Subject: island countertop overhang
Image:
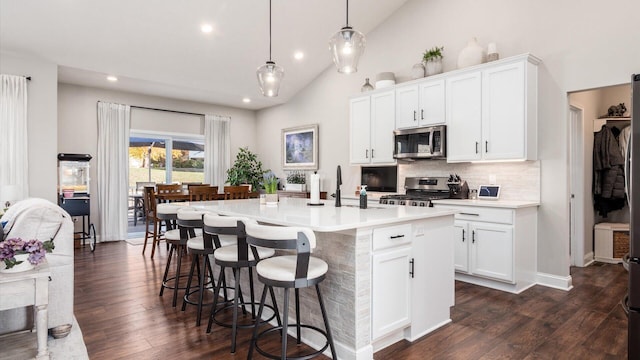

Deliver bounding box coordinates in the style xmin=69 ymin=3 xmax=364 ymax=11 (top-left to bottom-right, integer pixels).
xmin=188 ymin=197 xmax=457 ymax=232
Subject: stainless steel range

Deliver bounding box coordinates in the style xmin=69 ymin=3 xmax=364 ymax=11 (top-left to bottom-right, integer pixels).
xmin=379 ymin=177 xmax=451 ymax=207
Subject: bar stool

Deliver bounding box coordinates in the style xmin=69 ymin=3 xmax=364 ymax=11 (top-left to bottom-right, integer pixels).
xmin=152 ymin=202 xmax=189 ymax=258
xmin=180 ymin=211 xmax=231 ymax=325
xmin=159 ymin=206 xmax=203 ymax=307
xmin=203 ymin=215 xmax=280 ymax=353
xmin=246 ymin=223 xmax=337 ymax=360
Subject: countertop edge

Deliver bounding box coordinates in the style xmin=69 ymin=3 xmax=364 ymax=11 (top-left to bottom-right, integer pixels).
xmin=431 ymin=199 xmax=540 ymax=209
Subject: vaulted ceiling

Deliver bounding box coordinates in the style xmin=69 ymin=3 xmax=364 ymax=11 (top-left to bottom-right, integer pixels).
xmin=1 ymin=0 xmax=409 ymax=110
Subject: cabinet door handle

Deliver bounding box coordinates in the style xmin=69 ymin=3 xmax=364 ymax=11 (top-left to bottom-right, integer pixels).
xmin=390 ymin=234 xmax=405 ymax=239
xmin=409 ymin=258 xmax=415 ymax=278
xmin=371 ymin=149 xmax=374 ymax=158
xmin=460 ymin=212 xmax=479 ymax=216
xmin=366 ymin=149 xmax=368 ymax=158
xmin=462 ymin=229 xmax=465 ymax=242
xmin=475 ymin=142 xmax=479 ymax=154
xmin=421 ymin=109 xmax=424 ymax=120
xmin=472 ymin=230 xmax=476 ymax=243
xmin=485 ymin=141 xmax=488 ymax=153
xmin=413 ymin=110 xmax=417 ymax=121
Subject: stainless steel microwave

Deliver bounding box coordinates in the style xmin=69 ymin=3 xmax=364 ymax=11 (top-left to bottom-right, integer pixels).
xmin=393 ymin=125 xmax=446 ymax=159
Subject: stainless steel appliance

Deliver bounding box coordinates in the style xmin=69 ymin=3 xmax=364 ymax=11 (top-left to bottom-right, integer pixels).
xmin=379 ymin=176 xmax=451 ymax=207
xmin=627 ymin=74 xmax=640 ymax=357
xmin=393 ymin=125 xmax=446 ymax=160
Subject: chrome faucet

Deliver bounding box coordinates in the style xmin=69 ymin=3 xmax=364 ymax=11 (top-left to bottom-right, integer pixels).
xmin=335 ymin=165 xmax=342 ymax=207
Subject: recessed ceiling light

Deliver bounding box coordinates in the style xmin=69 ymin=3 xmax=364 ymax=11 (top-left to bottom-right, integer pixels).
xmin=294 ymin=51 xmax=304 ymax=60
xmin=201 ymin=24 xmax=213 ymax=33
xmin=107 ymin=76 xmax=118 ymax=82
xmin=242 ymin=98 xmax=251 ymax=103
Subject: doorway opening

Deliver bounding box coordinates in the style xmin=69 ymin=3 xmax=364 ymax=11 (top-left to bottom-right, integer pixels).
xmin=568 ymin=83 xmax=631 ymax=267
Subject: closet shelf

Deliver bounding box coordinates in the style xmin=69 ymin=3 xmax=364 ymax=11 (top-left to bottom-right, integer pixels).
xmin=594 ymin=117 xmax=630 ymax=131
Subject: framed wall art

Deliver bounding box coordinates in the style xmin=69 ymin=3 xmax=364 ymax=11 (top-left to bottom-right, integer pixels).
xmin=282 ymin=124 xmax=318 ymax=170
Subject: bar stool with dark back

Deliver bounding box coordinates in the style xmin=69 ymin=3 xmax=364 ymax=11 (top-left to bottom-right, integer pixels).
xmin=159 ymin=207 xmax=206 ymax=307
xmin=188 ymin=185 xmax=219 ymax=201
xmin=246 ymin=222 xmax=337 ymax=360
xmin=203 ymin=215 xmax=280 ymax=353
xmin=180 ymin=208 xmax=231 ymax=325
xmin=223 ymin=185 xmax=250 ymax=200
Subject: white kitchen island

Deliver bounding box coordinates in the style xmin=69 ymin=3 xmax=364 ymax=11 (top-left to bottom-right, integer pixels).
xmin=190 ymin=197 xmax=456 ymax=360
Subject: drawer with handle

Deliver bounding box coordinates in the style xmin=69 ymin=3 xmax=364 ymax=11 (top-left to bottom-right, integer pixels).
xmin=372 ymin=223 xmax=412 ymax=251
xmin=436 ymin=205 xmax=513 ymax=224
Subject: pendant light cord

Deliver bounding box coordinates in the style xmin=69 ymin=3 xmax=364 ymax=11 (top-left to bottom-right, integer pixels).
xmin=346 ymin=0 xmax=349 ymax=26
xmin=269 ymin=0 xmax=272 ymax=61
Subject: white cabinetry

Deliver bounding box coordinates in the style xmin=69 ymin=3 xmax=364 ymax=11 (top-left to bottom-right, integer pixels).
xmin=435 ymin=203 xmax=538 ymax=294
xmin=350 ymin=90 xmax=396 ymax=164
xmin=370 ymin=216 xmax=455 ymax=347
xmin=446 ymin=54 xmax=539 ymax=163
xmin=395 ymin=79 xmax=445 ymax=129
xmin=371 ymin=224 xmax=412 ymax=340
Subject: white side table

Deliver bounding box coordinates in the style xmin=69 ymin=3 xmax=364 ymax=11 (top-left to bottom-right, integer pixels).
xmin=0 ymin=262 xmax=50 ymax=359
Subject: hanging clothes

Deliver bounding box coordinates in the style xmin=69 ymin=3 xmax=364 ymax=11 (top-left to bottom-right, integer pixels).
xmin=593 ymin=125 xmax=626 ymax=217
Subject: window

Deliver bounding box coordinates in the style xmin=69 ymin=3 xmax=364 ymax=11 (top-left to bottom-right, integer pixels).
xmin=129 ymin=132 xmax=204 ymax=190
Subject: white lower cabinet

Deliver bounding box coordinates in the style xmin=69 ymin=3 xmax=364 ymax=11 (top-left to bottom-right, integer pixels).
xmin=372 ymin=245 xmax=411 ymax=340
xmin=455 ymin=220 xmax=514 ymax=282
xmin=371 ymin=224 xmax=412 ymax=340
xmin=371 ymin=217 xmax=455 ymax=345
xmin=436 ymin=202 xmax=538 ymax=294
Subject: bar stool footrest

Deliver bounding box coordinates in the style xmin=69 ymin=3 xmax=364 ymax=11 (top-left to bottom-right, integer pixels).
xmin=254 ymin=323 xmax=330 ymax=360
xmin=211 ymin=302 xmax=277 ymax=329
xmin=160 ymin=273 xmax=196 ymax=292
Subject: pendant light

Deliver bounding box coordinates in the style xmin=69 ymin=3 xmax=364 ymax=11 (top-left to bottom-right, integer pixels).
xmin=257 ymin=0 xmax=284 ymax=97
xmin=328 ymin=0 xmax=365 ymax=74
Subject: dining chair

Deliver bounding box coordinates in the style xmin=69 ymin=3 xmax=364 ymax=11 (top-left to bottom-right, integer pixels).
xmin=157 ymin=183 xmax=182 ymax=195
xmin=189 ymin=186 xmax=219 ymax=201
xmin=223 ymin=186 xmax=250 ymax=200
xmin=142 ymin=186 xmax=161 ymax=256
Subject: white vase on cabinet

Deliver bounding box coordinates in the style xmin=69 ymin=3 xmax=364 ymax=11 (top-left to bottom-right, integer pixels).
xmin=457 ymin=37 xmax=485 ymax=69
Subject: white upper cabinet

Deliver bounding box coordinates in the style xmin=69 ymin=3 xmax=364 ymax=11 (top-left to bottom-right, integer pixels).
xmin=446 ymin=71 xmax=482 ymax=162
xmin=350 ymin=90 xmax=396 ymax=165
xmin=446 ymin=54 xmax=539 ymax=163
xmin=395 ymin=79 xmax=445 ymax=129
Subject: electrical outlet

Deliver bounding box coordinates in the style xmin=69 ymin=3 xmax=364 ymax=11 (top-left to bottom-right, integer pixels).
xmin=489 ymin=174 xmax=497 ymax=184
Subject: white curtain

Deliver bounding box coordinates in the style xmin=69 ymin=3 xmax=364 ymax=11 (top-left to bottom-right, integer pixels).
xmin=97 ymin=101 xmax=130 ymax=241
xmin=204 ymin=115 xmax=231 ymax=191
xmin=0 ymin=74 xmax=29 ymax=201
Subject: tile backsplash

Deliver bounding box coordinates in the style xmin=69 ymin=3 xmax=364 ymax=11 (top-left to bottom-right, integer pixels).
xmin=398 ymin=160 xmax=540 ymax=201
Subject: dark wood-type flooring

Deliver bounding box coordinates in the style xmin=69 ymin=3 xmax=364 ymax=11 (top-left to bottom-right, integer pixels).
xmin=75 ymin=242 xmax=629 ymax=359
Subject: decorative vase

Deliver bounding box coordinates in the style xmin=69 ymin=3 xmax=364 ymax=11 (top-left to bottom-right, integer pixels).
xmin=487 ymin=42 xmax=499 ymax=62
xmin=265 ymin=193 xmax=278 ymax=206
xmin=424 ymin=59 xmax=443 ymax=76
xmin=411 ymin=63 xmax=425 ymax=79
xmin=457 ymin=37 xmax=485 ymax=69
xmin=0 ymin=254 xmax=35 ymax=273
xmin=361 ymin=78 xmax=374 ymax=92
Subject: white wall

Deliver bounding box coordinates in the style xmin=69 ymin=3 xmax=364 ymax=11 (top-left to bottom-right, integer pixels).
xmin=58 ymin=83 xmax=257 ymax=236
xmin=0 ymin=51 xmax=58 ymax=204
xmin=256 ymin=0 xmax=640 ymax=278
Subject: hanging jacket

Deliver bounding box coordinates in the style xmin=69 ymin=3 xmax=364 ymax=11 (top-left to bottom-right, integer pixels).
xmin=593 ymin=126 xmax=626 ymax=217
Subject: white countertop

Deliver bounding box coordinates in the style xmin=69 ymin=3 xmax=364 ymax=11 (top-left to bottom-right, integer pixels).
xmin=189 ymin=197 xmax=456 ymax=232
xmin=432 ymin=199 xmax=540 ymax=209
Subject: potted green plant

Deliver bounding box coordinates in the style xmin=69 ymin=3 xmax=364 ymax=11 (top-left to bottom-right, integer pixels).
xmin=422 ymin=46 xmax=444 ymax=76
xmin=226 ymin=147 xmax=265 ymax=191
xmin=261 ymin=171 xmax=279 ymax=205
xmin=285 ymin=171 xmax=306 ymax=192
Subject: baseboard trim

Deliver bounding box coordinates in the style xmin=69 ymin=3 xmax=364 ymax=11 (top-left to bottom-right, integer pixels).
xmin=536 ymin=272 xmax=573 ymax=291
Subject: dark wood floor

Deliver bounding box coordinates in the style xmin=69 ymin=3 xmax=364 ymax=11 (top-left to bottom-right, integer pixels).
xmin=75 ymin=242 xmax=629 ymax=359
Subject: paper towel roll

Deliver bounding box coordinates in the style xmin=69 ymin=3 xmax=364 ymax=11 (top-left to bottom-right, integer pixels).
xmin=310 ymin=172 xmax=321 ymax=204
